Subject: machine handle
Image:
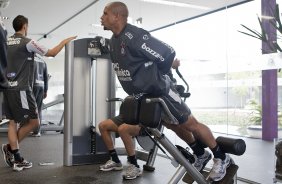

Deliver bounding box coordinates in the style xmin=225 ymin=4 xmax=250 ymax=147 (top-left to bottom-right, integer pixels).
xmin=106 ymin=98 xmax=123 ymax=102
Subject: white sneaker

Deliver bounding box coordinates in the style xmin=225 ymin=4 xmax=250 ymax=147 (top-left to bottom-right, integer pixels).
xmin=122 ymin=164 xmax=142 ymax=180
xmin=99 ymin=160 xmax=123 ymax=171
xmin=193 ymin=150 xmax=212 ymax=171
xmin=31 ymin=132 xmax=41 ymax=137
xmin=13 ymin=159 xmax=32 ymax=172
xmin=209 ymin=154 xmax=231 ymax=181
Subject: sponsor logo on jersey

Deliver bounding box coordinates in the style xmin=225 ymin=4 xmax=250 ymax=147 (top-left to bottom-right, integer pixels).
xmin=8 ymin=81 xmax=18 ymax=87
xmin=7 ymin=72 xmax=16 ymax=78
xmin=112 ymin=63 xmax=132 ymax=81
xmin=143 ymin=34 xmax=149 ymax=40
xmin=144 ymin=61 xmax=153 ymax=68
xmin=7 ymin=37 xmax=21 ymax=45
xmin=133 ymin=93 xmax=145 ymax=100
xmin=30 ymin=40 xmax=45 ymax=54
xmin=125 ymin=32 xmax=133 ymax=39
xmin=120 ymin=41 xmax=126 ymax=55
xmin=141 ymin=43 xmax=164 ymax=61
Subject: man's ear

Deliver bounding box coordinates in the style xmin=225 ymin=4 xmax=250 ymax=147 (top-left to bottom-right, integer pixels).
xmin=23 ymin=24 xmax=28 ymax=31
xmin=23 ymin=24 xmax=28 ymax=36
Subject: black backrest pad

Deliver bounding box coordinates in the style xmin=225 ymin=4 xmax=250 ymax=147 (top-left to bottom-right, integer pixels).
xmin=119 ymin=95 xmax=162 ymax=128
xmin=139 ymin=97 xmax=161 ymax=128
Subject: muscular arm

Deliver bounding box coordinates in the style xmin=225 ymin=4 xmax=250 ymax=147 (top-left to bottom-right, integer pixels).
xmin=27 ymin=36 xmax=77 ymax=57
xmin=45 ymin=36 xmax=77 ymax=57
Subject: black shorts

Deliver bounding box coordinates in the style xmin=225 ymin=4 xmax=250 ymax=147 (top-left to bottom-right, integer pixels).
xmin=110 ymin=114 xmax=147 ymax=136
xmin=3 ymin=90 xmax=38 ymax=123
xmin=110 ymin=114 xmax=124 ymax=126
xmin=161 ymin=84 xmax=191 ymax=124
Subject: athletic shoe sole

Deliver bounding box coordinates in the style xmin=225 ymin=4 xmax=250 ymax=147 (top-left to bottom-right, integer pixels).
xmin=123 ymin=172 xmax=142 ymax=180
xmin=13 ymin=163 xmax=32 ymax=172
xmin=100 ymin=166 xmax=123 ymax=171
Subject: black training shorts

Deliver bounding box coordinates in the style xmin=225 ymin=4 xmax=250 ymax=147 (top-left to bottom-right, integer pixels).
xmin=111 ymin=114 xmax=125 ymax=126
xmin=161 ymin=84 xmax=191 ymax=124
xmin=3 ymin=90 xmax=38 ymax=123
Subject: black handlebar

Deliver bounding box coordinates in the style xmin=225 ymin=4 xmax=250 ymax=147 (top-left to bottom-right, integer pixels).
xmin=175 ymin=67 xmax=190 ymax=101
xmin=176 ymin=68 xmax=189 ymax=93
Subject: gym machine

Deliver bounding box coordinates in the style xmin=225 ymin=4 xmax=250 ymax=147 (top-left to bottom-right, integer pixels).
xmin=40 ymin=94 xmax=64 ymax=133
xmin=120 ymin=94 xmax=246 ymax=183
xmin=63 ymin=36 xmax=162 ymax=166
xmin=134 ymin=67 xmax=193 ymax=172
xmin=106 ymin=66 xmax=193 ymax=172
xmin=63 ymin=36 xmax=246 ymax=183
xmin=64 ymin=38 xmax=115 ymax=166
xmin=110 ymin=65 xmax=246 ymax=183
xmin=116 ymin=66 xmax=246 ymax=183
xmin=105 ymin=97 xmax=155 ymax=166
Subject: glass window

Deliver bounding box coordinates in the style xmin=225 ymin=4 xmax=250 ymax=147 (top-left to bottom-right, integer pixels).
xmin=150 ymin=0 xmax=270 ymax=138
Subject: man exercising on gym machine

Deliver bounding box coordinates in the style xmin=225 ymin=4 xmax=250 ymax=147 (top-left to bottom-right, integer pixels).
xmin=99 ymin=1 xmax=230 ymax=181
xmin=99 ymin=59 xmax=181 ymax=180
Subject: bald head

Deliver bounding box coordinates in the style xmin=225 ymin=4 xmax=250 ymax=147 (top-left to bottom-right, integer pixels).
xmin=107 ymin=1 xmax=128 ymax=20
xmin=101 ymin=1 xmax=129 ymax=34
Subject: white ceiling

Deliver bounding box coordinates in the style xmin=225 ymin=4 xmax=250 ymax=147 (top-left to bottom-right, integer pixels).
xmin=1 ymin=0 xmax=250 ymax=49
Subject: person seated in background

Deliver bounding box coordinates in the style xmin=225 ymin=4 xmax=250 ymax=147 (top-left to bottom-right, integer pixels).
xmin=98 ymin=2 xmax=230 ymax=182
xmin=31 ymin=54 xmax=49 ymax=137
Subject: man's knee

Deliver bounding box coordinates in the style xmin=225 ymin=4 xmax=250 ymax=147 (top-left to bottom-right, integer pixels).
xmin=25 ymin=119 xmax=40 ymax=129
xmin=98 ymin=122 xmax=104 ymax=132
xmin=118 ymin=124 xmax=132 ymax=135
xmin=118 ymin=124 xmax=140 ymax=137
xmin=166 ymin=119 xmax=197 ymax=136
xmin=98 ymin=119 xmax=113 ymax=132
xmin=181 ymin=116 xmax=199 ymax=132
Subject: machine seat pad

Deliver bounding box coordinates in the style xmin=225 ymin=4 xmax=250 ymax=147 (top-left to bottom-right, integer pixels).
xmin=139 ymin=96 xmax=162 ymax=128
xmin=119 ymin=96 xmax=140 ymax=125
